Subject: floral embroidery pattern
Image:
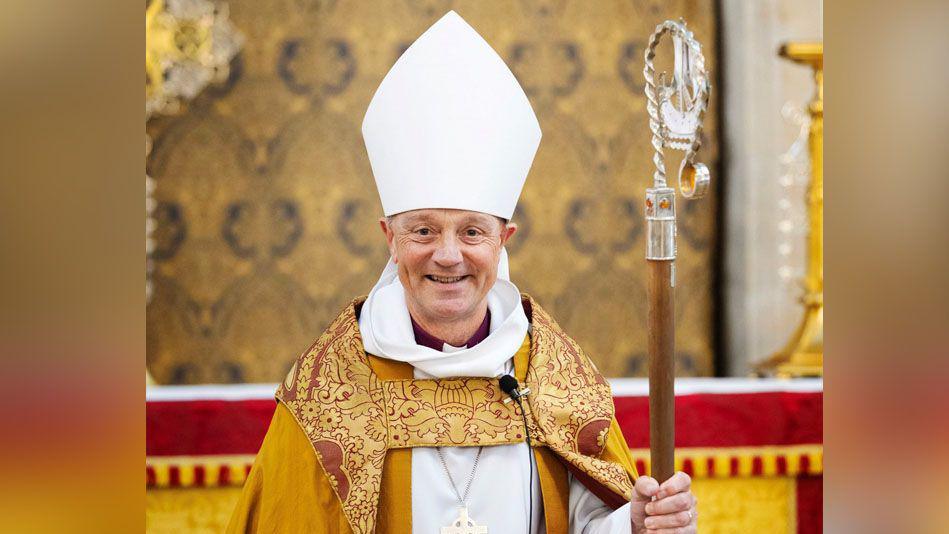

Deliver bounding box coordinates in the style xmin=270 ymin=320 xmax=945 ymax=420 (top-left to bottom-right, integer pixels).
xmin=525 ymin=297 xmax=634 ymax=503
xmin=277 ymin=295 xmax=631 ymax=534
xmin=384 ymin=378 xmax=542 ymax=447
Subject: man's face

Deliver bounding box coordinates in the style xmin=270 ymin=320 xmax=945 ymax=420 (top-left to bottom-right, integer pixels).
xmin=380 ymin=209 xmax=517 ymax=325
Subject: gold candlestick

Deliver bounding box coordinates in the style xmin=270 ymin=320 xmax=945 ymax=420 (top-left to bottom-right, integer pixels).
xmin=758 ymin=42 xmax=823 ymax=377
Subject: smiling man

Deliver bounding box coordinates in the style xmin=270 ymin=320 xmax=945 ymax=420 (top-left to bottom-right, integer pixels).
xmin=228 ymin=11 xmax=696 ymax=534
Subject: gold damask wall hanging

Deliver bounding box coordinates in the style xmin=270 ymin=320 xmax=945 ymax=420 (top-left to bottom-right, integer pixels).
xmin=146 ymin=0 xmax=720 ymax=384
xmin=146 ymin=0 xmax=244 ymax=301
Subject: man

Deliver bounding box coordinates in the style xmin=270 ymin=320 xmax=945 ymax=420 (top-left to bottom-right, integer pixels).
xmin=228 ymin=11 xmax=696 ymax=534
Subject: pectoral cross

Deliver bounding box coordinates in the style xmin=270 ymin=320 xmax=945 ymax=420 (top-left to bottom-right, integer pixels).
xmin=441 ymin=506 xmax=488 ymax=534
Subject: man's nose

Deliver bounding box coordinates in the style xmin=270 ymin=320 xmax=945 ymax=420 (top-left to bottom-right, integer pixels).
xmin=432 ymin=235 xmax=463 ymax=266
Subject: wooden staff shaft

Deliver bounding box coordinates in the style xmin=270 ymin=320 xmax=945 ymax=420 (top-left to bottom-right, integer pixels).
xmin=647 ymin=259 xmax=675 ymax=483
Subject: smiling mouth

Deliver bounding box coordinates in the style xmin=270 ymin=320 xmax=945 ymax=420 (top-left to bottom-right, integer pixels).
xmin=426 ymin=274 xmax=469 ymax=284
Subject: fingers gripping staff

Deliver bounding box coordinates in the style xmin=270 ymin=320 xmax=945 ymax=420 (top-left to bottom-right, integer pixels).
xmin=636 ymin=18 xmax=711 ymax=533
xmin=631 ymin=472 xmax=699 ymax=533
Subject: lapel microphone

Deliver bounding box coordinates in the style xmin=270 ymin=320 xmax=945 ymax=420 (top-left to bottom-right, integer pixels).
xmin=499 ymin=374 xmax=530 ymax=404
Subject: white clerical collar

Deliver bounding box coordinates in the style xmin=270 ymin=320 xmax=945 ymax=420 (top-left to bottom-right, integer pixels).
xmin=441 ymin=343 xmax=467 ymax=354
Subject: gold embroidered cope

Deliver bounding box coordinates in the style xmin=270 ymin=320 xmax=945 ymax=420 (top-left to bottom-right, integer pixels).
xmin=277 ymin=294 xmax=633 ymax=534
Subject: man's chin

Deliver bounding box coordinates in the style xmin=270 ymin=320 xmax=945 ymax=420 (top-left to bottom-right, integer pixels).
xmin=421 ymin=297 xmax=479 ymax=322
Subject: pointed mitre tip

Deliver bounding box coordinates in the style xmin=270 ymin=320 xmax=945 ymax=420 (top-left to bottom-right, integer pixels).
xmin=435 ymin=10 xmax=463 ymax=25
xmin=361 ymin=9 xmax=492 ymax=132
xmin=425 ymin=10 xmax=479 ymax=40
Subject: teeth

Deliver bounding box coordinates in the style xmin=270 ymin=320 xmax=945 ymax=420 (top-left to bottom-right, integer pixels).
xmin=430 ymin=275 xmax=464 ymax=283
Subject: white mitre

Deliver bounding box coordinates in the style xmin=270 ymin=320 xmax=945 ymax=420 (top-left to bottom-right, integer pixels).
xmin=361 ymin=10 xmax=541 ymax=219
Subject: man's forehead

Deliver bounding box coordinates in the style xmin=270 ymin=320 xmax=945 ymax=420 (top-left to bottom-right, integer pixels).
xmin=395 ymin=209 xmax=499 ymax=225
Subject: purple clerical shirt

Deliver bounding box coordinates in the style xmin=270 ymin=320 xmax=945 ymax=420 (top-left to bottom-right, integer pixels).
xmin=410 ymin=310 xmax=491 ymax=351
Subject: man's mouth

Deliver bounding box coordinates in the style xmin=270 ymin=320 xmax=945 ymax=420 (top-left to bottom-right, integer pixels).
xmin=425 ymin=274 xmax=468 ymax=284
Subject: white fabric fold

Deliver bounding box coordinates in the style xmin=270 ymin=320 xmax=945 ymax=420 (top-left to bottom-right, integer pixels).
xmin=569 ymin=475 xmax=633 ymax=533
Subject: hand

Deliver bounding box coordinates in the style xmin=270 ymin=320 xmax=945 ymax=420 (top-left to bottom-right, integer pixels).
xmin=630 ymin=471 xmax=697 ymax=534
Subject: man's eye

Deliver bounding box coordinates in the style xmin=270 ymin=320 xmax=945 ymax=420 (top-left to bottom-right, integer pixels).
xmin=465 ymin=229 xmax=480 ymax=237
xmin=416 ymin=228 xmax=431 ymax=236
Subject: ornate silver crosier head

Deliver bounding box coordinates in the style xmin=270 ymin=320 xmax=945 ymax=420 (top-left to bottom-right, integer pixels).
xmin=643 ymin=19 xmax=711 ymax=261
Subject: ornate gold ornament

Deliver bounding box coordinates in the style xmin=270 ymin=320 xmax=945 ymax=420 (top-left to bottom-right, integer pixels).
xmin=145 ymin=0 xmax=243 ymax=120
xmin=757 ymin=42 xmax=823 ymax=378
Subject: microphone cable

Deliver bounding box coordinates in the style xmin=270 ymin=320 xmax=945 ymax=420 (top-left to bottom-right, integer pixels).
xmin=500 ymin=375 xmax=534 ymax=534
xmin=514 ymin=394 xmax=533 ymax=534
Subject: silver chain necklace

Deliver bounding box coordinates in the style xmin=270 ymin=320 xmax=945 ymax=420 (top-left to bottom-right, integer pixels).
xmin=434 ymin=446 xmax=488 ymax=534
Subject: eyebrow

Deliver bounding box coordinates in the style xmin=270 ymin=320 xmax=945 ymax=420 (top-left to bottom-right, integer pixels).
xmin=397 ymin=214 xmax=433 ymax=226
xmin=459 ymin=215 xmax=496 ymax=226
xmin=398 ymin=214 xmax=497 ymax=227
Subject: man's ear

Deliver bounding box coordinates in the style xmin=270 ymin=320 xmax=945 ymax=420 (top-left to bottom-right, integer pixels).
xmin=500 ymin=221 xmax=518 ymax=246
xmin=379 ymin=217 xmax=398 ymax=263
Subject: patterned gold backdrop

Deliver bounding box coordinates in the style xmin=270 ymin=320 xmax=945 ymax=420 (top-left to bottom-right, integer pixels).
xmin=146 ymin=0 xmax=720 ymax=384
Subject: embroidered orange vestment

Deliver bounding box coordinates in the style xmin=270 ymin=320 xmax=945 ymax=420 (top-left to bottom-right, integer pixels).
xmin=227 ymin=295 xmax=637 ymax=534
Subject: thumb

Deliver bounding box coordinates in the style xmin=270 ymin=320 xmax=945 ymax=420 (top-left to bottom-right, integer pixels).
xmin=630 ymin=476 xmax=659 ymax=531
xmin=633 ymin=476 xmax=660 ymax=503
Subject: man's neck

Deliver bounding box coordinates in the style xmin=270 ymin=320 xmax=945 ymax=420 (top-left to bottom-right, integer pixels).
xmin=408 ymin=303 xmax=490 ymax=347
